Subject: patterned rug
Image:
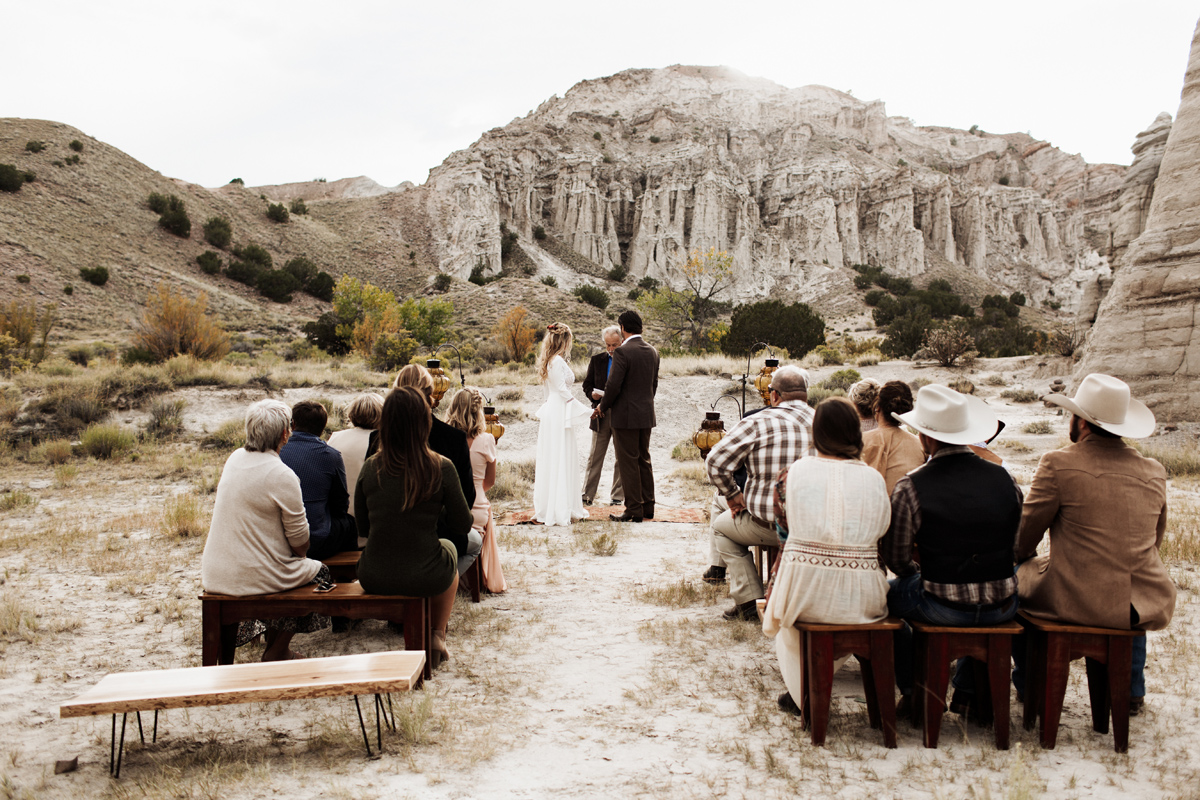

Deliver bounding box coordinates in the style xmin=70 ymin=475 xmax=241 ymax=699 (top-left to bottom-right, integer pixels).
xmin=497 ymin=505 xmax=708 ymax=525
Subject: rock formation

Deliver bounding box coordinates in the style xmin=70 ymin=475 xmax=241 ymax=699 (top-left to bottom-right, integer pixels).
xmin=403 ymin=66 xmax=1124 ymax=312
xmin=1076 ymin=16 xmax=1200 ymax=418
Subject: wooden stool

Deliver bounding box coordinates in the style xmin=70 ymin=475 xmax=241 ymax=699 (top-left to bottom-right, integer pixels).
xmin=793 ymin=618 xmax=904 ymax=748
xmin=754 ymin=545 xmax=779 ymax=586
xmin=1017 ymin=610 xmax=1144 ymax=753
xmin=910 ymin=620 xmax=1022 ymax=749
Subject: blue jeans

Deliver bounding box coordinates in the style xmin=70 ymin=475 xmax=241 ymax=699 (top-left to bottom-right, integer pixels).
xmin=888 ymin=574 xmax=1018 ymax=695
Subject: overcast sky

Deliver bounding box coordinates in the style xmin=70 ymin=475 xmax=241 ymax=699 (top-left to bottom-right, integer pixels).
xmin=8 ymin=1 xmax=1197 ymax=188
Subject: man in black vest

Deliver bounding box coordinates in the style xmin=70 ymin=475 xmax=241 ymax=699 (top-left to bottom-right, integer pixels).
xmin=880 ymin=384 xmax=1022 ymax=717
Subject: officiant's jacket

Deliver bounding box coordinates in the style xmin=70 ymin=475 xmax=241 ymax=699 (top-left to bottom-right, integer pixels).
xmin=597 ymin=336 xmax=659 ymax=430
xmin=582 ymin=350 xmax=612 ymax=433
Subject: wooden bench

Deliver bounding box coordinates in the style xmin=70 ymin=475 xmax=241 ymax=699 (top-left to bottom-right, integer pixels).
xmin=60 ymin=651 xmax=425 ymax=777
xmin=910 ymin=620 xmax=1022 ymax=750
xmin=324 ymin=549 xmax=481 ymax=604
xmin=1017 ymin=610 xmax=1144 ymax=753
xmin=199 ymin=582 xmax=432 ymax=680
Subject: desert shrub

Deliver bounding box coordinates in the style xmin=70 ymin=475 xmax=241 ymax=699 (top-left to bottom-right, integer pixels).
xmin=1050 ymin=323 xmax=1084 ymax=357
xmin=0 ymin=164 xmax=26 ymax=192
xmin=132 ymin=284 xmax=230 ymax=361
xmin=1010 ymin=292 xmax=1026 ymax=306
xmin=121 ymin=347 xmax=159 ymax=366
xmin=608 ymin=265 xmax=629 ymax=282
xmin=723 ymin=300 xmax=826 ymax=359
xmin=533 ymin=225 xmax=547 ymax=240
xmin=158 ymin=205 xmax=191 ymax=238
xmin=24 ymin=140 xmax=45 ymax=153
xmin=947 ymin=378 xmax=975 ymax=394
xmin=306 ymin=271 xmax=335 ymax=302
xmin=882 ymin=306 xmax=933 ymax=359
xmin=806 ymin=387 xmax=846 ymax=408
xmin=369 ymin=331 xmax=419 ymax=372
xmin=40 ymin=439 xmax=73 ymax=465
xmin=1000 ymin=387 xmax=1040 ymax=403
xmin=63 ymin=285 xmax=73 ymax=295
xmin=224 ymin=260 xmax=262 ymax=286
xmin=811 ymin=345 xmax=843 ymax=365
xmin=574 ymin=284 xmax=609 ymax=310
xmin=433 ymin=273 xmax=452 ymax=292
xmin=52 ymin=389 xmax=107 ymax=433
xmin=63 ymin=155 xmax=78 ymax=166
xmin=283 ymin=257 xmax=318 ymax=287
xmin=984 ymin=374 xmax=1007 ymax=386
xmin=864 ymin=289 xmax=886 ymax=306
xmin=66 ymin=345 xmax=91 ymax=366
xmin=1023 ymin=420 xmax=1053 ymax=435
xmin=649 ymin=135 xmax=661 ymax=143
xmin=228 ymin=177 xmax=244 ymax=185
xmin=80 ymin=423 xmax=135 ymax=459
xmin=160 ymin=493 xmax=205 ymax=537
xmin=146 ymin=398 xmax=187 ymax=437
xmin=202 ymin=216 xmax=232 ymax=249
xmin=672 ymin=439 xmax=701 ymax=461
xmin=147 ymin=192 xmax=170 ymax=213
xmin=233 ymin=244 xmax=272 ymax=270
xmin=256 ymin=269 xmax=301 ymax=302
xmin=638 ymin=276 xmax=659 ymax=292
xmin=493 ymin=306 xmax=539 ymax=362
xmin=196 ymin=251 xmax=222 ymax=275
xmin=820 ymin=368 xmax=862 ymax=392
xmin=16 ymin=275 xmax=30 ymax=284
xmin=922 ymin=323 xmax=976 ymax=367
xmin=69 ymin=139 xmax=84 ymax=152
xmin=98 ymin=365 xmax=172 ymax=407
xmin=266 ymin=203 xmax=289 ymax=223
xmin=204 ymin=418 xmax=246 ymax=450
xmin=289 ymin=198 xmax=308 ymax=215
xmin=79 ymin=266 xmax=109 ymax=286
xmin=541 ymin=276 xmax=558 ymax=288
xmin=999 ymin=176 xmax=1010 ymax=186
xmin=855 ymin=351 xmax=882 ymax=367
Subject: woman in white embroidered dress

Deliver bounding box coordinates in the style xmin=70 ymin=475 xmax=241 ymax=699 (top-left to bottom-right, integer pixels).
xmin=761 ymin=396 xmax=891 ymax=716
xmin=532 ymin=322 xmax=590 ymax=525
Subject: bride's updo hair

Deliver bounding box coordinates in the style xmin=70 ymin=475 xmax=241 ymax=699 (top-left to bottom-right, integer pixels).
xmin=536 ymin=322 xmax=573 ymax=382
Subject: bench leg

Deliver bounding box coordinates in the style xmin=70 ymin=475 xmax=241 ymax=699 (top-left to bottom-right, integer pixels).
xmin=402 ymin=598 xmax=432 ymax=682
xmin=353 ymin=695 xmax=373 ymax=758
xmin=858 ymin=655 xmax=882 ymax=731
xmin=1107 ymin=637 xmax=1133 ymax=754
xmin=470 ymin=558 xmax=482 ymax=603
xmin=987 ymin=638 xmax=1012 ymax=750
xmin=1039 ymin=633 xmax=1070 ymax=750
xmin=153 ymin=710 xmax=158 ymax=744
xmin=1023 ymin=630 xmax=1043 ymax=732
xmin=201 ymin=600 xmax=220 ymax=667
xmin=111 ymin=713 xmax=127 ymax=779
xmin=920 ymin=635 xmax=950 ymax=749
xmin=869 ymin=630 xmax=898 ymax=748
xmin=807 ymin=632 xmax=834 ymax=747
xmin=137 ymin=711 xmax=145 ymax=744
xmin=1085 ymin=656 xmax=1111 ymax=735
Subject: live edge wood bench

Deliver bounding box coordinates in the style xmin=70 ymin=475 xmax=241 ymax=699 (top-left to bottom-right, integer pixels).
xmin=199 ymin=582 xmax=432 ymax=680
xmin=60 ymin=651 xmax=425 ymax=777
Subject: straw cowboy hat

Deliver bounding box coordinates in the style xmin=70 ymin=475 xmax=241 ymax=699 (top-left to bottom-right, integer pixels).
xmin=1043 ymin=373 xmax=1155 ymax=438
xmin=893 ymin=384 xmax=1000 ymax=446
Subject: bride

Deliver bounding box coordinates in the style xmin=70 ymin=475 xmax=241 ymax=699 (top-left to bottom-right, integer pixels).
xmin=533 ymin=322 xmax=590 ymax=525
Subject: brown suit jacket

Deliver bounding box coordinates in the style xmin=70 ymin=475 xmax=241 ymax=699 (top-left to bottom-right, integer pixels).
xmin=1016 ymin=436 xmax=1175 ymax=631
xmin=597 ymin=335 xmax=658 ymax=430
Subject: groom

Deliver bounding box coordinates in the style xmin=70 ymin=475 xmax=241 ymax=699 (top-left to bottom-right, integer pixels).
xmin=593 ymin=310 xmax=659 ymax=522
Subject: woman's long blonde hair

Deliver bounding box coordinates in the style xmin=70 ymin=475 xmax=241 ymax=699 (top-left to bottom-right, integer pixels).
xmin=446 ymin=386 xmax=486 ymax=439
xmin=536 ymin=322 xmax=573 ymax=382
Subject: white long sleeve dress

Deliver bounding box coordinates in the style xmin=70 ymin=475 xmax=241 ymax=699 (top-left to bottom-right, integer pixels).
xmin=533 ymin=355 xmax=591 ymax=525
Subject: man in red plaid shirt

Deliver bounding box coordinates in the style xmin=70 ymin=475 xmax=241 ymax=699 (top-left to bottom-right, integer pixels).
xmin=704 ymin=365 xmax=814 ymax=621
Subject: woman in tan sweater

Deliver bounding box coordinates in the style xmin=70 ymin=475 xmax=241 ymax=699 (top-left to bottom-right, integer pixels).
xmin=861 ymin=381 xmax=926 ymax=495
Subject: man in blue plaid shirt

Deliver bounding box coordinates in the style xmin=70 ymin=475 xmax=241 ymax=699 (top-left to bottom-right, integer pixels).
xmin=704 ymin=365 xmax=814 ymax=621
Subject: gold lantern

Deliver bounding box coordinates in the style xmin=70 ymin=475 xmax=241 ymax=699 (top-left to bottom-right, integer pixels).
xmin=484 ymin=405 xmax=505 ymax=443
xmin=427 ymin=358 xmax=453 ymax=408
xmin=754 ymin=357 xmax=779 ymax=404
xmin=692 ymin=411 xmax=726 ymax=459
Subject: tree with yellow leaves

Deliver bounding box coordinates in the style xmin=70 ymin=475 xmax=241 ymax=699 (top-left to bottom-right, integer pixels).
xmin=637 ymin=248 xmax=733 ymax=349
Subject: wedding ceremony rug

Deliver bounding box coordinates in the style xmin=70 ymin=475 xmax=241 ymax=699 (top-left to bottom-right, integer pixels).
xmin=497 ymin=505 xmax=708 ymax=525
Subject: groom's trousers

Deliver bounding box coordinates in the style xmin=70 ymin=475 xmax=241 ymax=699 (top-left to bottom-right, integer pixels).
xmin=612 ymin=426 xmax=654 ymax=518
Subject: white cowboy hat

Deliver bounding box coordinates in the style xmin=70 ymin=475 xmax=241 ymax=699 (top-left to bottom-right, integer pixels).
xmin=1043 ymin=373 xmax=1155 ymax=438
xmin=893 ymin=384 xmax=1000 ymax=446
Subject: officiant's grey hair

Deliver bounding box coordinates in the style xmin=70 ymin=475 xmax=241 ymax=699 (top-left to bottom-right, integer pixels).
xmin=602 ymin=325 xmax=621 ymax=341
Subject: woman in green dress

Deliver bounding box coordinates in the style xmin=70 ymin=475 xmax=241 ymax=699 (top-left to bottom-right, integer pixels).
xmin=356 ymin=386 xmax=473 ymax=668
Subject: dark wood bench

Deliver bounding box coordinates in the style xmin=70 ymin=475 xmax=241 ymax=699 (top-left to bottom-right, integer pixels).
xmin=323 ymin=549 xmax=481 ymax=603
xmin=1018 ymin=610 xmax=1144 ymax=753
xmin=61 ymin=651 xmax=425 ymax=777
xmin=199 ymin=582 xmax=432 ymax=680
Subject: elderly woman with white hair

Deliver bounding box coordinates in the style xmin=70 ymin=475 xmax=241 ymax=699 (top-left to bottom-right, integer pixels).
xmin=200 ymin=399 xmax=331 ymax=662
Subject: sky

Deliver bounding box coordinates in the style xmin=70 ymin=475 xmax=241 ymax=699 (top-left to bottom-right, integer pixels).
xmin=7 ymin=1 xmax=1198 ymax=188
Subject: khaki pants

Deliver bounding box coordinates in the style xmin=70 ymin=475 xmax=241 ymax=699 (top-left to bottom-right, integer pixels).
xmin=710 ymin=494 xmax=777 ymax=605
xmin=583 ymin=414 xmax=623 ymax=504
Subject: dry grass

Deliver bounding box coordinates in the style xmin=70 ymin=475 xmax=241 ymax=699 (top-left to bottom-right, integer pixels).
xmin=1000 ymin=387 xmax=1040 ymax=403
xmin=160 ymin=493 xmax=208 ymax=538
xmin=1133 ymin=440 xmax=1200 ymax=478
xmin=1163 ymin=498 xmax=1200 ymax=566
xmin=658 ymin=353 xmax=740 ymax=377
xmin=1022 ymin=420 xmax=1054 ymax=435
xmin=671 ymin=438 xmax=701 ymax=461
xmin=0 ymin=492 xmax=36 ymax=513
xmin=997 ymin=439 xmax=1032 ymax=453
xmin=634 ymin=578 xmax=724 ymax=608
xmin=489 ymin=459 xmax=534 ymax=503
xmin=494 ymin=387 xmax=524 ymax=402
xmin=984 ymin=374 xmax=1008 ymax=386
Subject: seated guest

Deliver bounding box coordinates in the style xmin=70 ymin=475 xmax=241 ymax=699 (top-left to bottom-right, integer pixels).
xmin=1014 ymin=374 xmax=1175 ymax=714
xmin=703 ymin=365 xmax=815 ymax=620
xmin=446 ymin=387 xmax=507 ymax=593
xmin=861 ymin=380 xmax=926 ymax=495
xmin=201 ymin=399 xmax=330 ymax=661
xmin=763 ymin=397 xmax=891 ymax=716
xmin=279 ymin=400 xmax=356 ymax=561
xmin=356 ymin=387 xmax=474 ymax=668
xmin=848 ymin=378 xmax=881 ymax=433
xmin=880 ymin=384 xmax=1022 ymax=717
xmin=327 ymin=392 xmax=384 ymax=520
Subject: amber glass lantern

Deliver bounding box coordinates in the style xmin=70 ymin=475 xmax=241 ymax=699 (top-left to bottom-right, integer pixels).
xmin=427 ymin=358 xmax=453 ymax=408
xmin=754 ymin=357 xmax=779 ymax=403
xmin=692 ymin=411 xmax=726 ymax=459
xmin=484 ymin=405 xmax=505 ymax=443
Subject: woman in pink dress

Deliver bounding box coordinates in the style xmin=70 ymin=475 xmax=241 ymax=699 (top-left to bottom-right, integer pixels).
xmin=446 ymin=387 xmax=507 ymax=593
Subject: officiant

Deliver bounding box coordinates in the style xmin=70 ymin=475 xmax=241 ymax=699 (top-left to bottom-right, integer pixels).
xmin=581 ymin=325 xmax=624 ymax=507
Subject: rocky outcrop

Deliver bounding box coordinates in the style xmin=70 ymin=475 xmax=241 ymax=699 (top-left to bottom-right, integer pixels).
xmin=413 ymin=66 xmax=1123 ymax=313
xmin=1076 ymin=17 xmax=1200 ymax=419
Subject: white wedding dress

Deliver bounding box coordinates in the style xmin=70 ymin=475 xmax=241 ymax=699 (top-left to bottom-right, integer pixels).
xmin=533 ymin=355 xmax=590 ymax=525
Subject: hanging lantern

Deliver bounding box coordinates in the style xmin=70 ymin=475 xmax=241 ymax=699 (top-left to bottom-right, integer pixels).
xmin=692 ymin=411 xmax=726 ymax=459
xmin=754 ymin=357 xmax=779 ymax=404
xmin=427 ymin=358 xmax=452 ymax=408
xmin=484 ymin=405 xmax=505 ymax=443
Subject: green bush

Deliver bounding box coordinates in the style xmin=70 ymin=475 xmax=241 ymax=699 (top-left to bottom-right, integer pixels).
xmin=812 ymin=345 xmax=843 ymax=365
xmin=121 ymin=347 xmax=160 ymax=366
xmin=469 ymin=263 xmax=494 ymax=286
xmin=0 ymin=164 xmax=26 ymax=192
xmin=722 ymin=300 xmax=826 ymax=359
xmin=433 ymin=273 xmax=452 ymax=292
xmin=593 ymin=131 xmax=602 ymax=141
xmin=202 ymin=216 xmax=232 ymax=249
xmin=302 ymin=312 xmax=350 ymax=356
xmin=853 ymin=274 xmax=873 ymax=290
xmin=232 ymin=244 xmax=272 ymax=270
xmin=24 ymin=141 xmax=45 ymax=153
xmin=256 ymin=270 xmax=301 ymax=302
xmin=66 ymin=345 xmax=91 ymax=366
xmin=369 ymin=330 xmax=419 ymax=372
xmin=541 ymin=276 xmax=558 ymax=288
xmin=266 ymin=203 xmax=289 ymax=223
xmin=158 ymin=204 xmax=191 ymax=238
xmin=820 ymin=368 xmax=862 ymax=392
xmin=649 ymin=135 xmax=661 ymax=143
xmin=1010 ymin=292 xmax=1026 ymax=307
xmin=228 ymin=177 xmax=244 ymax=185
xmin=147 ymin=192 xmax=170 ymax=214
xmin=283 ymin=256 xmax=318 ymax=287
xmin=806 ymin=387 xmax=847 ymax=408
xmin=289 ymin=198 xmax=308 ymax=215
xmin=63 ymin=285 xmax=73 ymax=295
xmin=307 ymin=271 xmax=335 ymax=302
xmin=638 ymin=276 xmax=659 ymax=291
xmin=882 ymin=307 xmax=933 ymax=358
xmin=864 ymin=289 xmax=886 ymax=306
xmin=196 ymin=251 xmax=222 ymax=275
xmin=225 ymin=260 xmax=262 ymax=286
xmin=533 ymin=225 xmax=547 ymax=240
xmin=607 ymin=264 xmax=629 ymax=282
xmin=23 ymin=170 xmax=36 ymax=182
xmin=64 ymin=155 xmax=79 ymax=166
xmin=15 ymin=274 xmax=30 ymax=284
xmin=69 ymin=140 xmax=84 ymax=152
xmin=80 ymin=423 xmax=135 ymax=459
xmin=79 ymin=266 xmax=109 ymax=286
xmin=998 ymin=176 xmax=1010 ymax=186
xmin=574 ymin=284 xmax=608 ymax=310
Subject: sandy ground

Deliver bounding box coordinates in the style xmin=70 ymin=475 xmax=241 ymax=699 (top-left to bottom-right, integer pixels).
xmin=1 ymin=355 xmax=1198 ymax=799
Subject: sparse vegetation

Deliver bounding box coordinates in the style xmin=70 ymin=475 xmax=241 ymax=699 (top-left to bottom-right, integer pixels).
xmin=574 ymin=284 xmax=609 ymax=310
xmin=922 ymin=323 xmax=976 ymax=367
xmin=533 ymin=225 xmax=547 ymax=240
xmin=433 ymin=273 xmax=453 ymax=292
xmin=1023 ymin=420 xmax=1053 ymax=435
xmin=672 ymin=439 xmax=701 ymax=461
xmin=24 ymin=141 xmax=45 ymax=153
xmin=493 ymin=306 xmax=540 ymax=363
xmin=819 ymin=368 xmax=861 ymax=392
xmin=540 ymin=276 xmax=558 ymax=288
xmin=132 ymin=284 xmax=231 ymax=362
xmin=0 ymin=164 xmax=28 ymax=192
xmin=160 ymin=493 xmax=206 ymax=537
xmin=80 ymin=423 xmax=135 ymax=459
xmin=147 ymin=398 xmax=187 ymax=437
xmin=289 ymin=198 xmax=308 ymax=215
xmin=69 ymin=139 xmax=84 ymax=152
xmin=649 ymin=135 xmax=661 ymax=143
xmin=1001 ymin=388 xmax=1040 ymax=403
xmin=266 ymin=202 xmax=290 ymax=223
xmin=202 ymin=216 xmax=233 ymax=249
xmin=79 ymin=266 xmax=109 ymax=286
xmin=196 ymin=251 xmax=223 ymax=275
xmin=152 ymin=194 xmax=191 ymax=238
